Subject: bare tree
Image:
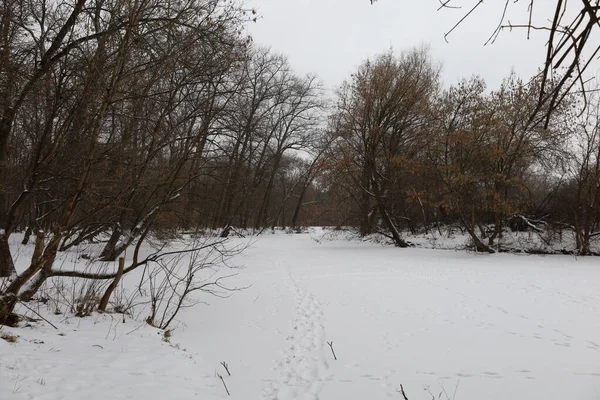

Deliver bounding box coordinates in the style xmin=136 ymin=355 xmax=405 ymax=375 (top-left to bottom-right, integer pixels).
xmin=207 ymin=47 xmax=324 ymax=231
xmin=566 ymin=92 xmax=600 ymax=254
xmin=143 ymin=237 xmax=245 ymax=329
xmin=430 ymin=73 xmax=567 ymax=252
xmin=329 ymin=47 xmax=439 ymax=246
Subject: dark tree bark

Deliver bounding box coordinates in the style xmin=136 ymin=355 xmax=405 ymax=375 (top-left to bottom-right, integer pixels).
xmin=98 ymin=257 xmax=125 ymax=312
xmin=0 ymin=234 xmax=15 ymax=278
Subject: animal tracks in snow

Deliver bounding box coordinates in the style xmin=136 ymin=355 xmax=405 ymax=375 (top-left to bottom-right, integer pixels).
xmin=437 ymin=283 xmax=595 ymax=354
xmin=262 ymin=270 xmax=329 ymax=400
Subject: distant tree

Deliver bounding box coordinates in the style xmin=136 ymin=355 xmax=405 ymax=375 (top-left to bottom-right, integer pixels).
xmin=329 ymin=47 xmax=439 ymax=246
xmin=565 ymin=92 xmax=600 ymax=254
xmin=430 ymin=73 xmax=567 ymax=252
xmin=209 ymin=47 xmax=324 ymax=231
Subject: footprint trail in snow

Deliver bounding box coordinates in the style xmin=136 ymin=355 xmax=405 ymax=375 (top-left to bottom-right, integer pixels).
xmin=262 ymin=270 xmax=330 ymax=400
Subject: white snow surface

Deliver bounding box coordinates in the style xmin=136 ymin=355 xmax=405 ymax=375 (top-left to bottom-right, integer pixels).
xmin=2 ymin=231 xmax=600 ymax=399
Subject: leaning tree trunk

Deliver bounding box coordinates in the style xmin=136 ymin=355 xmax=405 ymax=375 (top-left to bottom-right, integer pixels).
xmin=60 ymin=224 xmax=106 ymax=251
xmin=0 ymin=233 xmax=15 ymax=278
xmin=0 ymin=293 xmax=18 ymax=325
xmin=460 ymin=215 xmax=495 ymax=253
xmin=21 ymin=226 xmax=32 ymax=245
xmin=99 ymin=224 xmax=123 ymax=261
xmin=18 ymin=240 xmax=61 ymax=302
xmin=0 ymin=232 xmax=59 ymax=323
xmin=371 ymin=177 xmax=409 ymax=248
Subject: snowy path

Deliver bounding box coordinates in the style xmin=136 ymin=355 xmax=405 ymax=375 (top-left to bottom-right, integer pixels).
xmin=262 ymin=268 xmax=329 ymax=400
xmin=3 ymin=233 xmax=600 ymax=400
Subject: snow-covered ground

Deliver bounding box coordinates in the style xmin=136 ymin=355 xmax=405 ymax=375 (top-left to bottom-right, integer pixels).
xmin=2 ymin=231 xmax=600 ymax=399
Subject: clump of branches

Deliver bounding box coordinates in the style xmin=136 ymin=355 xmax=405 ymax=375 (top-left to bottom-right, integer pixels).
xmin=143 ymin=237 xmax=247 ymax=329
xmin=371 ymin=0 xmax=600 ymax=128
xmin=442 ymin=0 xmax=599 ymax=127
xmin=2 ymin=232 xmax=247 ymax=329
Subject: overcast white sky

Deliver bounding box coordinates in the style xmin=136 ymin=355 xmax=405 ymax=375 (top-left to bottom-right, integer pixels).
xmin=245 ymin=0 xmax=556 ymax=92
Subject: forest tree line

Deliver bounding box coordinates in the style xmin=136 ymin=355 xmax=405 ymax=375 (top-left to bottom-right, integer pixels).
xmin=0 ymin=0 xmax=599 ymax=294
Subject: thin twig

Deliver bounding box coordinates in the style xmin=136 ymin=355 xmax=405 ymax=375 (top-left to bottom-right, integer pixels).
xmin=217 ymin=373 xmax=230 ymax=396
xmin=437 ymin=0 xmax=460 ymax=11
xmin=125 ymin=322 xmax=145 ymax=335
xmin=220 ymin=361 xmax=231 ymax=376
xmin=443 ymin=0 xmax=483 ymax=43
xmin=484 ymin=0 xmax=510 ymax=46
xmin=527 ymin=0 xmax=534 ymax=39
xmin=452 ymin=380 xmax=460 ymax=400
xmin=327 ymin=341 xmax=337 ymax=360
xmin=397 ymin=384 xmax=409 ymax=400
xmin=18 ymin=301 xmax=58 ymax=330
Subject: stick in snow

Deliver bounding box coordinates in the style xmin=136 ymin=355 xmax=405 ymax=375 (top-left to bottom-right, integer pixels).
xmin=217 ymin=374 xmax=230 ymax=396
xmin=327 ymin=341 xmax=337 ymax=360
xmin=220 ymin=361 xmax=231 ymax=376
xmin=18 ymin=301 xmax=58 ymax=330
xmin=397 ymin=384 xmax=409 ymax=400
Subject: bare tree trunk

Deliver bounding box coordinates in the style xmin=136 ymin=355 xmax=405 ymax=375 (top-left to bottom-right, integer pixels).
xmin=460 ymin=215 xmax=495 ymax=253
xmin=60 ymin=225 xmax=106 ymax=251
xmin=21 ymin=226 xmax=33 ymax=245
xmin=255 ymin=154 xmax=282 ymax=229
xmin=488 ymin=211 xmax=502 ymax=247
xmin=413 ymin=188 xmax=428 ymax=234
xmin=14 ymin=234 xmax=61 ymax=301
xmin=371 ymin=177 xmax=408 ymax=247
xmin=359 ymin=168 xmax=372 ymax=236
xmin=574 ymin=181 xmax=583 ymax=251
xmin=0 ymin=234 xmax=15 ymax=278
xmin=291 ymin=181 xmax=311 ymax=229
xmin=99 ymin=224 xmax=123 ymax=260
xmin=98 ymin=257 xmax=125 ymax=312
